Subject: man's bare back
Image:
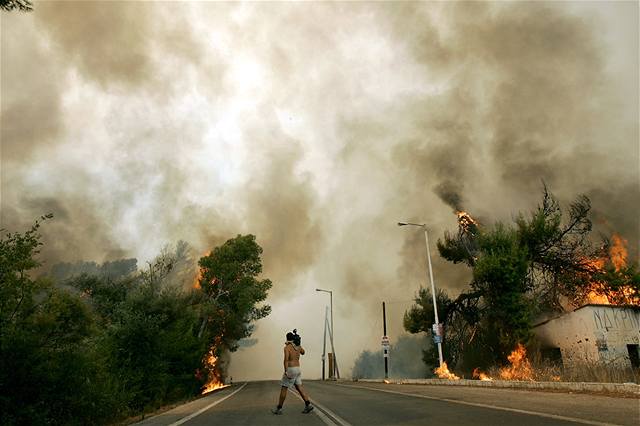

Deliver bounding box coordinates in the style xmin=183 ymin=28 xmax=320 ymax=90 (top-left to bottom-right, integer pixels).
xmin=284 ymin=343 xmax=305 ymax=368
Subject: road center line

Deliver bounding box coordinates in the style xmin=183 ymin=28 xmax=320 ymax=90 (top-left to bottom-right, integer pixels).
xmin=288 ymin=388 xmax=352 ymax=426
xmin=337 ymin=383 xmax=619 ymax=426
xmin=169 ymin=382 xmax=248 ymax=426
xmin=309 ymin=398 xmax=353 ymax=426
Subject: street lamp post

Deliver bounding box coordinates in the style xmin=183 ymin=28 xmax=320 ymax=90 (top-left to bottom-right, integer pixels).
xmin=315 ymin=289 xmax=333 ymax=337
xmin=398 ymin=222 xmax=444 ymax=368
xmin=316 ymin=288 xmax=339 ymax=378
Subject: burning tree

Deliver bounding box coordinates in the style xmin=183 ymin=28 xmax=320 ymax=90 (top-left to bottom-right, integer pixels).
xmin=574 ymin=235 xmax=639 ymax=306
xmin=195 ymin=234 xmax=272 ymax=390
xmin=405 ymin=186 xmax=639 ymax=373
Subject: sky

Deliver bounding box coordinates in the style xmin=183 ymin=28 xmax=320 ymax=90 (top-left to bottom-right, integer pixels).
xmin=1 ymin=1 xmax=638 ymax=381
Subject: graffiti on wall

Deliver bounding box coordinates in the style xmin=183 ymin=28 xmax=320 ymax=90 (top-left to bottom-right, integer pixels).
xmin=593 ymin=308 xmax=640 ymax=332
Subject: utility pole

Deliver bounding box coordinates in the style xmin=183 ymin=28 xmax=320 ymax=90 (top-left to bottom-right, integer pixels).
xmin=329 ymin=291 xmax=334 ymax=378
xmin=398 ymin=222 xmax=444 ymax=368
xmin=316 ymin=288 xmax=338 ymax=378
xmin=322 ymin=306 xmax=328 ymax=380
xmin=423 ymin=227 xmax=444 ymax=367
xmin=326 ymin=314 xmax=340 ymax=379
xmin=383 ymin=302 xmax=389 ymax=379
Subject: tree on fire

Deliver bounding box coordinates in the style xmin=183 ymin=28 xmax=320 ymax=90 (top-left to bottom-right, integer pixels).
xmin=404 ymin=186 xmax=639 ymax=373
xmin=196 ymin=234 xmax=272 ymax=376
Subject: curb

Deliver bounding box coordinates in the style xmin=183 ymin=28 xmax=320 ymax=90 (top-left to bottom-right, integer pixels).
xmin=353 ymin=378 xmax=640 ymax=396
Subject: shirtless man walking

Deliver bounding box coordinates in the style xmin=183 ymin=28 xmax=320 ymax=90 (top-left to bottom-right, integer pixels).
xmin=272 ymin=329 xmax=314 ymax=415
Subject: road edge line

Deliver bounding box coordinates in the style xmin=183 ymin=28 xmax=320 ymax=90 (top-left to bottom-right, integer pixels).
xmin=169 ymin=382 xmax=248 ymax=426
xmin=336 ymin=383 xmax=620 ymax=426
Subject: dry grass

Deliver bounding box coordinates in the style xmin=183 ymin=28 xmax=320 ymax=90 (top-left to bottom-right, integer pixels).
xmin=559 ymin=362 xmax=639 ymax=383
xmin=484 ymin=360 xmax=639 ymax=383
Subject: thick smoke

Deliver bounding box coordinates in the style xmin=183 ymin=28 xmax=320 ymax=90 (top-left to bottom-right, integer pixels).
xmin=1 ymin=1 xmax=637 ymax=380
xmin=434 ymin=181 xmax=464 ymax=212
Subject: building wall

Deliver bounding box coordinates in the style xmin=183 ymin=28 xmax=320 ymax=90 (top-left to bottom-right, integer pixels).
xmin=533 ymin=305 xmax=640 ymax=368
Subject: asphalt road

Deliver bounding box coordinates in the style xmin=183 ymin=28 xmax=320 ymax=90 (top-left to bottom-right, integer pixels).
xmin=136 ymin=380 xmax=640 ymax=426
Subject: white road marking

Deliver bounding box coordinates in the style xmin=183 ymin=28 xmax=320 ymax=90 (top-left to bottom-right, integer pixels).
xmin=288 ymin=388 xmax=352 ymax=426
xmin=338 ymin=383 xmax=621 ymax=426
xmin=169 ymin=382 xmax=248 ymax=426
xmin=309 ymin=398 xmax=353 ymax=426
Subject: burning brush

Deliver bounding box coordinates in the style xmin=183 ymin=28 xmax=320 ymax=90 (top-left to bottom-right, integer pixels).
xmin=498 ymin=343 xmax=534 ymax=381
xmin=434 ymin=362 xmax=460 ymax=380
xmin=472 ymin=368 xmax=493 ymax=381
xmin=201 ymin=339 xmax=229 ymax=394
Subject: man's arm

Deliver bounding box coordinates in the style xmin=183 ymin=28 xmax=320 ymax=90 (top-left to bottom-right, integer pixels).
xmin=299 ymin=346 xmax=305 ymax=355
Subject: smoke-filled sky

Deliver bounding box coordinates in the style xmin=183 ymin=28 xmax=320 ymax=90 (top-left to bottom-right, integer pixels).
xmin=1 ymin=1 xmax=638 ymax=380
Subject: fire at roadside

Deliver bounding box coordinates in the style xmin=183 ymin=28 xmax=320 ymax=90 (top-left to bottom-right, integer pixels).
xmin=201 ymin=343 xmax=229 ymax=394
xmin=419 ymin=203 xmax=638 ymax=385
xmin=434 ymin=344 xmax=539 ymax=382
xmin=389 ymin=338 xmax=558 ymax=383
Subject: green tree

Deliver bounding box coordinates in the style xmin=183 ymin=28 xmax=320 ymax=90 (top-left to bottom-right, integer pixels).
xmin=196 ymin=235 xmax=272 ymax=378
xmin=0 ymin=214 xmax=51 ymax=331
xmin=473 ymin=225 xmax=531 ymax=360
xmin=0 ymin=216 xmax=114 ymax=425
xmin=69 ymin=244 xmax=207 ymax=416
xmin=404 ymin=288 xmax=456 ymax=366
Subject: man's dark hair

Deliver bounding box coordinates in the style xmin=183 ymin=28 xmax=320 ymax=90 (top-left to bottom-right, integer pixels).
xmin=286 ymin=331 xmax=294 ymax=341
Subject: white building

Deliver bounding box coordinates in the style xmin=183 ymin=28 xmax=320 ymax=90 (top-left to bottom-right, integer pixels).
xmin=533 ymin=304 xmax=640 ymax=369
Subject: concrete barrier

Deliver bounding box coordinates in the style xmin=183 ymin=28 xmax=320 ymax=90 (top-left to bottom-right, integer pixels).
xmin=353 ymin=378 xmax=640 ymax=396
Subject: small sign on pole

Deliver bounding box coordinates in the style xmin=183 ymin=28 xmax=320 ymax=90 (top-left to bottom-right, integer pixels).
xmin=432 ymin=323 xmax=444 ymax=337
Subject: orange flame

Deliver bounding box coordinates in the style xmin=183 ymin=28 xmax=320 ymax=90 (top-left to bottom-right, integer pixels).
xmin=498 ymin=343 xmax=534 ymax=381
xmin=192 ymin=251 xmax=213 ymax=289
xmin=472 ymin=367 xmax=493 ymax=381
xmin=193 ymin=271 xmax=202 ymax=290
xmin=609 ymin=234 xmax=627 ymax=271
xmin=584 ymin=234 xmax=636 ymax=305
xmin=201 ymin=339 xmax=228 ymax=394
xmin=434 ymin=362 xmax=460 ymax=380
xmin=456 ymin=211 xmax=479 ymax=231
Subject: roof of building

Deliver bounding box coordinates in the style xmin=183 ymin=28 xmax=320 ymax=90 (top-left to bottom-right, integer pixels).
xmin=532 ymin=303 xmax=639 ymax=328
xmin=573 ymin=303 xmax=640 ymax=312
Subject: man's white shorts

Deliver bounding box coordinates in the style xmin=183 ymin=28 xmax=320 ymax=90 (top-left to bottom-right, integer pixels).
xmin=281 ymin=366 xmax=302 ymax=388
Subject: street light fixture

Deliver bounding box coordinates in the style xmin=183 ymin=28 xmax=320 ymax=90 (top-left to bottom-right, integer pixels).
xmin=398 ymin=222 xmax=444 ymax=368
xmin=316 ymin=288 xmax=339 ymax=379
